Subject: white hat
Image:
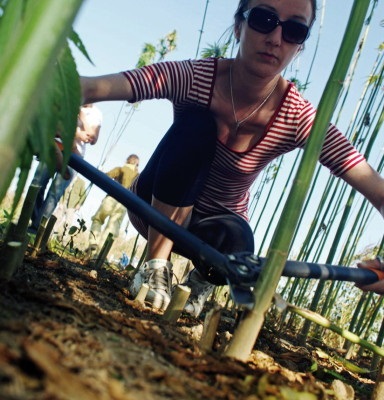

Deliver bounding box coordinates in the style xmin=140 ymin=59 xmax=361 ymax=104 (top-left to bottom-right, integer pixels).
xmin=81 ymin=104 xmax=103 ymax=127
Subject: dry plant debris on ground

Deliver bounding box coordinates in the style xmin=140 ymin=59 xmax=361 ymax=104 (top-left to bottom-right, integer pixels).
xmin=0 ymin=248 xmax=376 ymax=400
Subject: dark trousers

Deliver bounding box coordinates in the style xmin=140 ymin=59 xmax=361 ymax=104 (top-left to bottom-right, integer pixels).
xmin=136 ymin=107 xmax=217 ymax=206
xmin=135 ymin=107 xmax=254 ymax=284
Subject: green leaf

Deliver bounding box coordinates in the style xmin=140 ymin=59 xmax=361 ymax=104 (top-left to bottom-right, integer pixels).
xmin=12 ymin=146 xmax=34 ymax=214
xmin=51 ymin=43 xmax=81 ymax=172
xmin=69 ymin=29 xmax=94 ymax=66
xmin=309 ymin=361 xmax=318 ymax=372
xmin=0 ymin=0 xmax=26 ymax=66
xmin=68 ymin=226 xmax=77 ymax=235
xmin=27 ymin=77 xmax=58 ymax=174
xmin=135 ymin=43 xmax=156 ymax=68
xmin=27 ymin=41 xmax=80 ymax=176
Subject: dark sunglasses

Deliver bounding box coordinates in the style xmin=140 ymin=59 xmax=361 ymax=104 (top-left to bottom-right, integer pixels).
xmin=243 ymin=7 xmax=310 ymax=45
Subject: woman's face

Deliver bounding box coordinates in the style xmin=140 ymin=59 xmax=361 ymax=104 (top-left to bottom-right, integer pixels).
xmin=237 ymin=0 xmax=313 ymax=78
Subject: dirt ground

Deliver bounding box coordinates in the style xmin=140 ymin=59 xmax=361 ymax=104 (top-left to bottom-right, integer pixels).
xmin=0 ymin=247 xmax=377 ymax=400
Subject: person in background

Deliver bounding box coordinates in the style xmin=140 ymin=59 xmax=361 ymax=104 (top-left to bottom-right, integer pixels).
xmin=87 ymin=154 xmax=139 ymax=255
xmin=29 ymin=104 xmax=102 ymax=234
xmin=79 ymin=0 xmax=384 ymax=314
xmin=53 ymin=176 xmax=87 ymax=239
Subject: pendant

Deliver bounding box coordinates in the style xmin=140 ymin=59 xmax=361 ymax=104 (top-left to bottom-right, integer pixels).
xmin=234 ymin=122 xmax=241 ymax=136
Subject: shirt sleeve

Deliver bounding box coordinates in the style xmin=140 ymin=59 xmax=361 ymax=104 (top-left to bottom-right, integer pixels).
xmin=122 ymin=60 xmax=194 ymax=103
xmin=319 ymin=123 xmax=365 ymax=176
xmin=295 ymin=101 xmax=365 ymax=177
xmin=121 ymin=58 xmax=217 ymax=112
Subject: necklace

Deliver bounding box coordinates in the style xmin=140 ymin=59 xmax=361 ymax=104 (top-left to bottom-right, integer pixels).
xmin=229 ymin=63 xmax=279 ymax=135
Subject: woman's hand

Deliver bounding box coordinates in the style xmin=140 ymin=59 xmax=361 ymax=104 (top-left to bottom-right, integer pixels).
xmin=356 ymin=257 xmax=384 ymax=294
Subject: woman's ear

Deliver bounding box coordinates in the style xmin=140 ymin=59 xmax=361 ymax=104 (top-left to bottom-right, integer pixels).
xmin=292 ymin=45 xmax=304 ymax=63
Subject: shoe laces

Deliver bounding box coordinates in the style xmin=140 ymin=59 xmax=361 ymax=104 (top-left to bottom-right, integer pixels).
xmin=186 ymin=271 xmax=214 ymax=302
xmin=147 ymin=265 xmax=172 ymax=295
xmin=189 ymin=282 xmax=214 ymax=302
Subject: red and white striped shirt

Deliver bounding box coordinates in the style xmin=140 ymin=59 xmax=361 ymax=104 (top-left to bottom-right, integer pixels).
xmin=123 ymin=58 xmax=364 ymax=221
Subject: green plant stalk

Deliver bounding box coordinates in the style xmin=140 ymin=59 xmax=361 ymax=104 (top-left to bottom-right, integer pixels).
xmin=257 ymin=155 xmax=298 ymax=255
xmin=292 ymin=165 xmax=327 ymax=259
xmin=0 ymin=183 xmax=40 ymax=279
xmin=225 ymin=0 xmax=371 ymax=361
xmin=199 ymin=304 xmax=221 ymax=352
xmin=10 ymin=184 xmax=40 ymax=241
xmin=162 ymin=285 xmax=191 ymax=324
xmin=371 ymin=308 xmax=384 ymax=372
xmin=356 ymin=293 xmax=380 ymax=337
xmin=249 ymin=167 xmax=271 ymax=223
xmin=31 ymin=216 xmax=49 ymax=258
xmin=344 ymin=292 xmax=368 ymax=350
xmin=287 ymin=303 xmax=384 ymax=357
xmin=301 ymin=0 xmax=325 ymax=95
xmin=129 ymin=233 xmax=140 ymax=266
xmin=299 ymin=179 xmax=358 ymax=344
xmin=298 ymin=177 xmax=340 ymax=262
xmin=300 ymin=185 xmax=356 ymax=334
xmin=252 ymin=158 xmax=282 ymax=246
xmin=343 ymin=52 xmax=383 ymax=140
xmin=339 ymin=200 xmax=369 ymax=266
xmin=94 ymin=233 xmax=114 ymax=269
xmin=345 ymin=292 xmax=375 ymax=359
xmin=39 ymin=215 xmax=57 ymax=254
xmin=346 ymin=204 xmax=374 ymax=261
xmin=360 ymin=297 xmax=384 ymax=353
xmin=0 ymin=0 xmax=83 ymax=200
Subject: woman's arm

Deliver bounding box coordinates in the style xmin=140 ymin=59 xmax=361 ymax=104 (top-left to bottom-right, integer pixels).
xmin=81 ymin=73 xmax=133 ymax=104
xmin=340 ymin=160 xmax=384 ymax=218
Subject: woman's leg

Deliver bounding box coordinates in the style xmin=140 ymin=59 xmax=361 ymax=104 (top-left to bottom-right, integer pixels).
xmin=128 ymin=108 xmax=217 ymax=309
xmin=135 ymin=107 xmax=217 ymax=255
xmin=146 ymin=198 xmax=193 ymax=260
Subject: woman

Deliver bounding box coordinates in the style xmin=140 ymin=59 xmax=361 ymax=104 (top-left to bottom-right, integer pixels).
xmin=81 ymin=0 xmax=384 ymax=314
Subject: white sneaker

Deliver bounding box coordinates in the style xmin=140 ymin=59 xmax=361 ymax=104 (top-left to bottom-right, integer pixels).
xmin=128 ymin=259 xmax=173 ymax=310
xmin=183 ymin=269 xmax=215 ymax=317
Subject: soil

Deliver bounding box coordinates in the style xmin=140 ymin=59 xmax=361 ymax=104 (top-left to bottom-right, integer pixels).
xmin=0 ymin=247 xmax=377 ymax=400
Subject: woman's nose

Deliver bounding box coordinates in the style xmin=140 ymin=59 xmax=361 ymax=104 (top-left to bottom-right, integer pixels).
xmin=266 ymin=25 xmax=283 ymax=46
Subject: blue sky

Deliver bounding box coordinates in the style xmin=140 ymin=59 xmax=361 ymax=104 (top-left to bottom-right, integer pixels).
xmin=69 ymin=0 xmax=383 ymax=258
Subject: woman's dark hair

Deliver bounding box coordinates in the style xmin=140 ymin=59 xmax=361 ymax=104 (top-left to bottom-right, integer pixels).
xmin=234 ymin=0 xmax=317 ymax=31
